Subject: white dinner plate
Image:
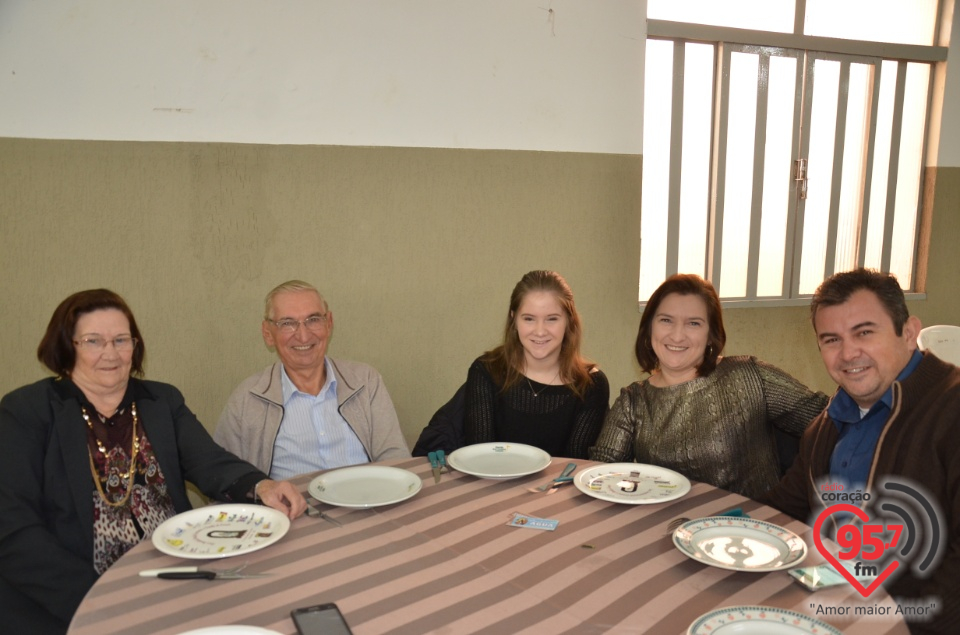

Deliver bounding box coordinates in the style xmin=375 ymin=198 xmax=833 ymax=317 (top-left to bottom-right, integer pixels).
xmin=152 ymin=504 xmax=290 ymax=560
xmin=688 ymin=606 xmax=842 ymax=634
xmin=673 ymin=517 xmax=807 ymax=572
xmin=573 ymin=463 xmax=691 ymax=504
xmin=177 ymin=627 xmax=283 ymax=635
xmin=308 ymin=465 xmax=422 ymax=508
xmin=446 ymin=442 xmax=552 ymax=479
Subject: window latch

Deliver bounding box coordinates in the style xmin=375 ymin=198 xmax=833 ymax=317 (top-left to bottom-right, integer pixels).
xmin=794 ymin=159 xmax=808 ymax=200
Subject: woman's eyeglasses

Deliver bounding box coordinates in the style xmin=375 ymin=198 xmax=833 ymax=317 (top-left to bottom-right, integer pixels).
xmin=73 ymin=337 xmax=138 ymax=351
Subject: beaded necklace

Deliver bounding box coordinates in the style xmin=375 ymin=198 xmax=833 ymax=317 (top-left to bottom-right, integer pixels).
xmin=82 ymin=402 xmax=141 ymax=508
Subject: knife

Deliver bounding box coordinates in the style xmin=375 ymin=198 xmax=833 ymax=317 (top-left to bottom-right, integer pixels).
xmin=428 ymin=451 xmax=442 ymax=484
xmin=138 ymin=566 xmax=271 ymax=580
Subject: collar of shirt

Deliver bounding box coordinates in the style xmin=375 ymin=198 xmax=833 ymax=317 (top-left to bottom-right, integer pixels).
xmin=828 ymin=349 xmax=923 ymax=429
xmin=280 ymin=358 xmax=338 ymax=404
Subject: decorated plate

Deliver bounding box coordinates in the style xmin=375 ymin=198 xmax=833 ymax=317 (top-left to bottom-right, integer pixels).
xmin=152 ymin=504 xmax=290 ymax=559
xmin=673 ymin=517 xmax=808 ymax=572
xmin=688 ymin=606 xmax=842 ymax=634
xmin=573 ymin=463 xmax=691 ymax=504
xmin=308 ymin=465 xmax=422 ymax=508
xmin=446 ymin=442 xmax=552 ymax=479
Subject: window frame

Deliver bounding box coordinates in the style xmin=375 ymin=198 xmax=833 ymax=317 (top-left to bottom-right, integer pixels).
xmin=641 ymin=16 xmax=949 ymax=308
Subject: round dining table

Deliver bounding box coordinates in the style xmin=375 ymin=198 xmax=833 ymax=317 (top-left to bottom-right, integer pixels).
xmin=68 ymin=457 xmax=912 ymax=635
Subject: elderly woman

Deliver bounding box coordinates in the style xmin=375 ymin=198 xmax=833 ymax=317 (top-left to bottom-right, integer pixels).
xmin=464 ymin=270 xmax=609 ymax=458
xmin=590 ymin=274 xmax=828 ymax=498
xmin=0 ymin=289 xmax=306 ymax=634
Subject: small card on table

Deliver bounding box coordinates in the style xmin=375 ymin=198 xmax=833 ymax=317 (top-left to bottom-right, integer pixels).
xmin=507 ymin=512 xmax=559 ymax=531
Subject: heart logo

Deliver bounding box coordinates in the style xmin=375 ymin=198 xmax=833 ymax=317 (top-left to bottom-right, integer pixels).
xmin=813 ymin=503 xmax=899 ymax=597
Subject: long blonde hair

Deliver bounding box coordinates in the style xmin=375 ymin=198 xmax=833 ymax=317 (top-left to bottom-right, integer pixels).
xmin=480 ymin=270 xmax=596 ymax=398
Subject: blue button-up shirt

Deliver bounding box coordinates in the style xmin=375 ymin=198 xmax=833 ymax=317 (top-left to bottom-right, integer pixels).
xmin=269 ymin=359 xmax=370 ymax=479
xmin=828 ymin=350 xmax=923 ymax=490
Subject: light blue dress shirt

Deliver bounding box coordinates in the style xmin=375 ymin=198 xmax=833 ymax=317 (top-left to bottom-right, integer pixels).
xmin=269 ymin=359 xmax=370 ymax=479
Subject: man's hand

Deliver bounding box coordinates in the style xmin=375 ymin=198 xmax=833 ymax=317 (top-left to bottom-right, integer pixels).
xmin=255 ymin=479 xmax=307 ymax=519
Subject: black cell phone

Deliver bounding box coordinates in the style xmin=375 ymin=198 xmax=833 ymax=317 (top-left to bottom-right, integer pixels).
xmin=291 ymin=603 xmax=354 ymax=635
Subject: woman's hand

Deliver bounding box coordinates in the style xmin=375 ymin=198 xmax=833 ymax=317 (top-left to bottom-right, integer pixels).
xmin=255 ymin=479 xmax=307 ymax=519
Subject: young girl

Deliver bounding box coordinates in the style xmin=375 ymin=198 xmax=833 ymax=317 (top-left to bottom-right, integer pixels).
xmin=463 ymin=270 xmax=609 ymax=458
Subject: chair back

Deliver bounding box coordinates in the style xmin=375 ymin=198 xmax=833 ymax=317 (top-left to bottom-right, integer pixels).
xmin=917 ymin=325 xmax=960 ymax=366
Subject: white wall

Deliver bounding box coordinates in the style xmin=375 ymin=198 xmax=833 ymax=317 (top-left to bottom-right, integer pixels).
xmin=0 ymin=0 xmax=645 ymax=154
xmin=3 ymin=1 xmax=958 ymax=164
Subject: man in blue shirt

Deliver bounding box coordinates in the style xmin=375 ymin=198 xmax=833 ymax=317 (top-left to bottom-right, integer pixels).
xmin=762 ymin=268 xmax=960 ymax=635
xmin=214 ymin=280 xmax=410 ymax=479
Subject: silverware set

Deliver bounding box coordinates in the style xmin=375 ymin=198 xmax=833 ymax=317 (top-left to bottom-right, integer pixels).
xmin=528 ymin=462 xmax=577 ymax=494
xmin=428 ymin=450 xmax=448 ymax=483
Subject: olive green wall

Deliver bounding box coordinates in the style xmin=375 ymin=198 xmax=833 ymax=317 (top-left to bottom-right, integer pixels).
xmin=1 ymin=138 xmax=958 ymax=448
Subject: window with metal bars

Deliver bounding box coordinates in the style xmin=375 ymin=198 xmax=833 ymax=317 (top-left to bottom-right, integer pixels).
xmin=639 ymin=0 xmax=948 ymax=305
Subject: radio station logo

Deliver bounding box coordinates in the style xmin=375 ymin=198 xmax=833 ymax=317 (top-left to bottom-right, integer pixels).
xmin=813 ymin=477 xmax=944 ymax=598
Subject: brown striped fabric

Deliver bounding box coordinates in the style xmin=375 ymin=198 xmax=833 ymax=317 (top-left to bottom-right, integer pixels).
xmin=69 ymin=458 xmax=911 ymax=635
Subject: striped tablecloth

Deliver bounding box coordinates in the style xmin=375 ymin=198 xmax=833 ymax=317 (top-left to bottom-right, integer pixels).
xmin=69 ymin=458 xmax=911 ymax=635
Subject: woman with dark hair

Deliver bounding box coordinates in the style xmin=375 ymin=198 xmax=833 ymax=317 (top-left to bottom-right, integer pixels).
xmin=463 ymin=270 xmax=609 ymax=458
xmin=590 ymin=274 xmax=828 ymax=498
xmin=0 ymin=289 xmax=306 ymax=634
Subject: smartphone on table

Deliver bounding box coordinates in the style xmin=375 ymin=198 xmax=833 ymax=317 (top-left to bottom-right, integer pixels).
xmin=291 ymin=603 xmax=354 ymax=635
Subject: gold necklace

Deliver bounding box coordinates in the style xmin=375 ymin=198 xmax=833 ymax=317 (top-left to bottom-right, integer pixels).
xmin=525 ymin=370 xmax=561 ymax=398
xmin=82 ymin=402 xmax=140 ymax=508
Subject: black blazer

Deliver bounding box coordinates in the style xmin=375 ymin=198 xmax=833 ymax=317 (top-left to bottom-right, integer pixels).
xmin=0 ymin=377 xmax=267 ymax=631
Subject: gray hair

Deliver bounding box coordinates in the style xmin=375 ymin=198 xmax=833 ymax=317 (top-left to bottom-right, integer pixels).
xmin=263 ymin=280 xmax=328 ymax=320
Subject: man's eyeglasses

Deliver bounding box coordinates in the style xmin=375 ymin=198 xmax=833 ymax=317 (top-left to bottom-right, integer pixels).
xmin=269 ymin=315 xmax=328 ymax=333
xmin=74 ymin=336 xmax=138 ymax=352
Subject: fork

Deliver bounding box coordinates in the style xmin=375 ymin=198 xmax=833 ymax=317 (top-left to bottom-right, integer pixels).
xmin=665 ymin=516 xmax=690 ymax=535
xmin=545 ymin=479 xmax=575 ymax=495
xmin=528 ymin=462 xmax=577 ymax=492
xmin=306 ymin=504 xmax=343 ymax=527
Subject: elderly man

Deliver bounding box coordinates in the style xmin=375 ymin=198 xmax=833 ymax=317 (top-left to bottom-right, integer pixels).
xmin=762 ymin=269 xmax=959 ymax=635
xmin=215 ymin=280 xmax=410 ymax=479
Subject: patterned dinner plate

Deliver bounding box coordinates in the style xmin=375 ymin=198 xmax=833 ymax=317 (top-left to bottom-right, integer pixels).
xmin=573 ymin=462 xmax=691 ymax=504
xmin=688 ymin=605 xmax=842 ymax=634
xmin=152 ymin=504 xmax=290 ymax=559
xmin=673 ymin=516 xmax=808 ymax=572
xmin=447 ymin=442 xmax=552 ymax=479
xmin=309 ymin=465 xmax=422 ymax=507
